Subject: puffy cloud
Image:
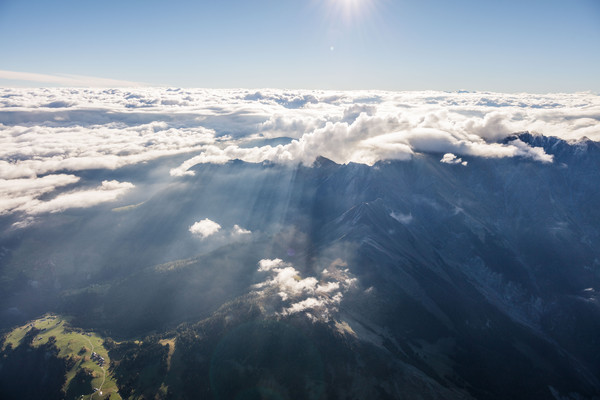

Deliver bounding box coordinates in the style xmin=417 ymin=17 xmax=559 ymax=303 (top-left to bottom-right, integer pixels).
xmin=440 ymin=153 xmax=468 ymax=166
xmin=258 ymin=113 xmax=328 ymax=139
xmin=258 ymin=258 xmax=285 ymax=272
xmin=170 ymin=113 xmax=554 ymax=173
xmin=341 ymin=104 xmax=377 ymax=123
xmin=316 ymin=281 xmax=340 ymax=293
xmin=255 ymin=259 xmax=318 ymax=300
xmin=254 ymin=258 xmax=357 ymax=320
xmin=232 ymin=224 xmax=251 ymax=235
xmin=284 ymin=297 xmax=327 ymax=315
xmin=161 ymin=89 xmax=596 ymax=172
xmin=189 ymin=218 xmax=222 ymax=239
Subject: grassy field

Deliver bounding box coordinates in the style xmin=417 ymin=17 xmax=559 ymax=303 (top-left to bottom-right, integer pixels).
xmin=2 ymin=314 xmax=122 ymax=400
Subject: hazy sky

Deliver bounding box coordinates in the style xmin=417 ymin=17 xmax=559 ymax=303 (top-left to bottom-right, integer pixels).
xmin=0 ymin=0 xmax=599 ymax=92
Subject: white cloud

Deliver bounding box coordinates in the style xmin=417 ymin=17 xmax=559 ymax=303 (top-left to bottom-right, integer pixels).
xmin=440 ymin=153 xmax=468 ymax=166
xmin=0 ymin=174 xmax=80 ymax=215
xmin=0 ymin=123 xmax=216 ymax=179
xmin=18 ymin=180 xmax=134 ymax=215
xmin=316 ymin=281 xmax=340 ymax=293
xmin=162 ymin=89 xmax=597 ymax=172
xmin=170 ymin=105 xmax=573 ymax=173
xmin=258 ymin=113 xmax=328 ymax=139
xmin=170 ymin=112 xmax=556 ymax=173
xmin=283 ymin=297 xmax=327 ymax=315
xmin=255 ymin=261 xmax=318 ymax=299
xmin=254 ymin=258 xmax=357 ymax=320
xmin=189 ymin=218 xmax=222 ymax=239
xmin=232 ymin=224 xmax=251 ymax=235
xmin=258 ymin=258 xmax=285 ymax=272
xmin=0 ymin=172 xmax=134 ymax=221
xmin=0 ymin=89 xmax=220 ymax=218
xmin=169 ymin=147 xmax=231 ymax=176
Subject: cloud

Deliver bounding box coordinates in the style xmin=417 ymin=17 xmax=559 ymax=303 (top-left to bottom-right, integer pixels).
xmin=160 ymin=89 xmax=596 ymax=172
xmin=1 ymin=87 xmax=597 ymax=218
xmin=255 ymin=259 xmax=318 ymax=300
xmin=254 ymin=258 xmax=357 ymax=320
xmin=17 ymin=180 xmax=134 ymax=215
xmin=258 ymin=113 xmax=328 ymax=139
xmin=440 ymin=153 xmax=468 ymax=166
xmin=189 ymin=218 xmax=222 ymax=239
xmin=390 ymin=211 xmax=413 ymax=224
xmin=232 ymin=224 xmax=251 ymax=235
xmin=170 ymin=112 xmax=555 ymax=173
xmin=342 ymin=104 xmax=377 ymax=123
xmin=0 ymin=174 xmax=133 ymax=218
xmin=283 ymin=297 xmax=328 ymax=315
xmin=11 ymin=217 xmax=36 ymax=229
xmin=0 ymin=69 xmax=146 ymax=87
xmin=0 ymin=122 xmax=216 ymax=179
xmin=257 ymin=258 xmax=285 ymax=271
xmin=0 ymin=174 xmax=80 ymax=215
xmin=169 ymin=147 xmax=232 ymax=176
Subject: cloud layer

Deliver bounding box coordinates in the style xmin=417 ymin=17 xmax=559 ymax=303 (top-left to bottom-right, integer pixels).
xmin=163 ymin=89 xmax=598 ymax=173
xmin=1 ymin=87 xmax=598 ymax=219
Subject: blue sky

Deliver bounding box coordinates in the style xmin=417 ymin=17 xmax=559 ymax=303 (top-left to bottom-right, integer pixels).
xmin=0 ymin=0 xmax=599 ymax=92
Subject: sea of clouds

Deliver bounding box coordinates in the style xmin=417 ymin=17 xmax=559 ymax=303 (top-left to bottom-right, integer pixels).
xmin=1 ymin=87 xmax=598 ymax=219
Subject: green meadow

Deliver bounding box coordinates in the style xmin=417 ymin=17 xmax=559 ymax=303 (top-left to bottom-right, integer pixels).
xmin=2 ymin=314 xmax=122 ymax=400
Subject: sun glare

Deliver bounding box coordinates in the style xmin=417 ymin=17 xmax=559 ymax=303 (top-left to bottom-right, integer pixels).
xmin=327 ymin=0 xmax=376 ymax=23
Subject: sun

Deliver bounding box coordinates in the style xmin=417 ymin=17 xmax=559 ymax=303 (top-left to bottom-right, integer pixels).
xmin=329 ymin=0 xmax=375 ymax=23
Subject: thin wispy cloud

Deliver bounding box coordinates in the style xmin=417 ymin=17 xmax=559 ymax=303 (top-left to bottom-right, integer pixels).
xmin=0 ymin=174 xmax=79 ymax=215
xmin=21 ymin=180 xmax=134 ymax=215
xmin=0 ymin=70 xmax=147 ymax=87
xmin=1 ymin=177 xmax=134 ymax=217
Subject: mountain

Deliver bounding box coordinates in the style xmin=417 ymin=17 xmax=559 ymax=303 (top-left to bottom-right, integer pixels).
xmin=1 ymin=133 xmax=599 ymax=399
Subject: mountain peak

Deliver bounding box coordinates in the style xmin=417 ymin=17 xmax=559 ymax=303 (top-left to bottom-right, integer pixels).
xmin=312 ymin=155 xmax=338 ymax=168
